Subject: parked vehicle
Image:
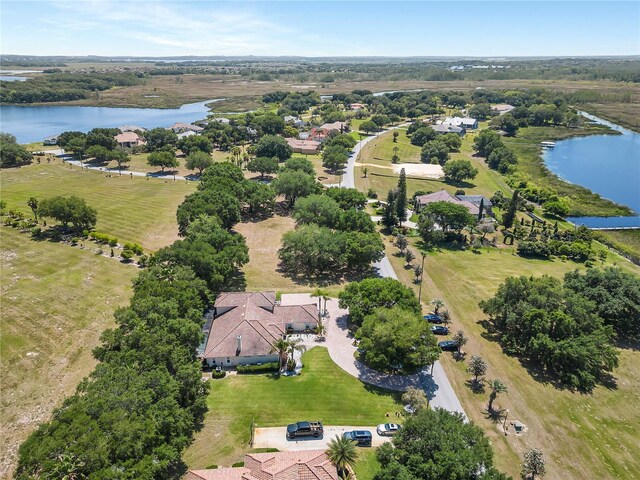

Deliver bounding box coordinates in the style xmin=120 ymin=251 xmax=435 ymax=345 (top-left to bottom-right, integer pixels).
xmin=431 ymin=325 xmax=449 ymax=335
xmin=438 ymin=340 xmax=458 ymax=351
xmin=423 ymin=314 xmax=443 ymax=324
xmin=286 ymin=421 xmax=324 ymax=439
xmin=343 ymin=430 xmax=372 ymax=446
xmin=376 ymin=423 xmax=401 ymax=436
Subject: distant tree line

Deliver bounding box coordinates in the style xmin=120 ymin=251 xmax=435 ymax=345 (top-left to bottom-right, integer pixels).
xmin=1 ymin=72 xmax=144 ymax=103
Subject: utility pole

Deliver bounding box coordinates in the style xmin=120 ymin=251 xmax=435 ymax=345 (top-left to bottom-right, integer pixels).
xmin=418 ymin=252 xmax=426 ymax=303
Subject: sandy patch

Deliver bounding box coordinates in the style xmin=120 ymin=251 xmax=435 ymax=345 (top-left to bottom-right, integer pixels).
xmin=392 ymin=163 xmax=443 ymax=179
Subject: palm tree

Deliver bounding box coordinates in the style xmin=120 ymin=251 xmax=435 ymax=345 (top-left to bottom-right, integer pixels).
xmin=326 ymin=434 xmax=358 ymax=478
xmin=287 ymin=339 xmax=306 ymax=360
xmin=27 ymin=197 xmax=39 ymax=221
xmin=487 ymin=378 xmax=508 ymax=412
xmin=270 ymin=338 xmax=290 ymax=370
xmin=311 ymin=288 xmax=330 ymax=317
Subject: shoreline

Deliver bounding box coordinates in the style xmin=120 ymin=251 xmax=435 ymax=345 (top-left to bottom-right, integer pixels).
xmin=503 ymin=122 xmax=635 ymax=218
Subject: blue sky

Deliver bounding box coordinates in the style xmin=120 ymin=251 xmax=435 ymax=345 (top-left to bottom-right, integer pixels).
xmin=1 ymin=1 xmax=639 ymax=57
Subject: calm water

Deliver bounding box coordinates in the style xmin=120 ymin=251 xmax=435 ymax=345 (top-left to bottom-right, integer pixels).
xmin=0 ymin=76 xmax=28 ymax=82
xmin=543 ymin=113 xmax=640 ymax=228
xmin=0 ymin=99 xmax=221 ymax=143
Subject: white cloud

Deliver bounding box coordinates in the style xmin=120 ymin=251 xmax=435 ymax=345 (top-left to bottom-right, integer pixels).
xmin=43 ymin=0 xmax=292 ymax=55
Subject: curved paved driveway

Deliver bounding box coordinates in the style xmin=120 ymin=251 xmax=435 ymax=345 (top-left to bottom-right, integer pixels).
xmin=280 ymin=294 xmax=466 ymax=417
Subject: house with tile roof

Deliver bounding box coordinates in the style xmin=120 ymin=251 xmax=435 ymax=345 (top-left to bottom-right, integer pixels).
xmin=114 ymin=131 xmax=146 ymax=148
xmin=415 ymin=190 xmax=492 ymax=218
xmin=185 ymin=449 xmax=339 ymax=480
xmin=199 ymin=292 xmax=319 ymax=367
xmin=169 ymin=122 xmax=204 ymax=133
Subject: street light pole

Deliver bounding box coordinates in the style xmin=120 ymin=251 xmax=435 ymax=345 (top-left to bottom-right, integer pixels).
xmin=418 ymin=252 xmax=426 ymax=303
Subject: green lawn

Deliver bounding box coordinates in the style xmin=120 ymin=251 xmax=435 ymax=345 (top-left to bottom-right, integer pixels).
xmin=384 ymin=234 xmax=640 ymax=479
xmin=0 ymin=227 xmax=137 ymax=477
xmin=184 ymin=347 xmax=401 ymax=469
xmin=595 ymin=229 xmax=640 ymax=264
xmin=359 ymin=129 xmax=421 ymax=166
xmin=0 ymin=162 xmax=195 ymax=250
xmin=353 ymin=449 xmax=381 ymax=480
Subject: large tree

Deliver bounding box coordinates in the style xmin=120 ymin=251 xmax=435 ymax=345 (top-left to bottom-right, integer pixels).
xmin=0 ymin=135 xmax=32 ymax=168
xmin=272 ymin=170 xmax=319 ymax=208
xmin=374 ymin=408 xmax=505 ymax=480
xmin=326 ymin=434 xmax=358 ymax=478
xmin=147 ymin=151 xmax=179 ymax=172
xmin=281 ymin=156 xmax=315 ymax=176
xmin=254 ymin=134 xmax=293 ymax=161
xmin=396 ymin=168 xmax=408 ymax=225
xmin=322 ymin=144 xmax=349 ymax=174
xmin=420 ymin=139 xmax=450 ymax=165
xmin=176 ymin=188 xmax=241 ymax=234
xmin=325 ymin=187 xmax=367 ymax=210
xmin=185 ymin=150 xmax=213 ymax=175
xmin=144 ymin=127 xmax=178 ymax=151
xmin=247 ymin=156 xmax=279 ymax=179
xmin=38 ymin=195 xmax=97 ymax=230
xmin=443 ymin=159 xmax=478 ymax=184
xmin=357 ymin=306 xmax=440 ymax=372
xmin=423 ymin=201 xmax=475 ymax=232
xmin=339 ymin=277 xmax=421 ymax=327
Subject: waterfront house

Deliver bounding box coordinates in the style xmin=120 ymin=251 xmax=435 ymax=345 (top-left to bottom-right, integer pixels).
xmin=114 ymin=131 xmax=145 ymax=148
xmin=415 ymin=190 xmax=492 ymax=218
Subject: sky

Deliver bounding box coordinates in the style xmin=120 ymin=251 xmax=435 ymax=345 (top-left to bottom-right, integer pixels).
xmin=1 ymin=1 xmax=639 ymax=58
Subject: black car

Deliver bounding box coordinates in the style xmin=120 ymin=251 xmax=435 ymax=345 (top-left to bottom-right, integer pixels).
xmin=431 ymin=325 xmax=449 ymax=335
xmin=438 ymin=340 xmax=458 ymax=351
xmin=343 ymin=430 xmax=372 ymax=446
xmin=423 ymin=314 xmax=444 ymax=324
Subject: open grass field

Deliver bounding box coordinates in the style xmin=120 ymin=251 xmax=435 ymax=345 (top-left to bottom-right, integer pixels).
xmin=183 ymin=347 xmax=401 ymax=469
xmin=502 ymin=125 xmax=633 ymax=217
xmin=383 ymin=232 xmax=640 ymax=479
xmin=0 ymin=228 xmax=137 ymax=479
xmin=0 ymin=162 xmax=195 ymax=250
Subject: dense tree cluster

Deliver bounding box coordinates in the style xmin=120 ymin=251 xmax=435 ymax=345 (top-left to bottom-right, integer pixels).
xmin=478 ymin=269 xmax=640 ymax=391
xmin=37 ymin=195 xmax=97 ymax=230
xmin=16 ymin=264 xmax=212 ymax=478
xmin=375 ymin=409 xmax=508 ymax=480
xmin=177 ymin=162 xmax=275 ymax=234
xmin=0 ymin=132 xmax=32 ymax=168
xmin=357 ymin=306 xmax=439 ymax=372
xmin=1 ymin=72 xmax=143 ymax=103
xmin=279 ymin=188 xmax=383 ymax=275
xmin=339 ymin=277 xmax=421 ymax=327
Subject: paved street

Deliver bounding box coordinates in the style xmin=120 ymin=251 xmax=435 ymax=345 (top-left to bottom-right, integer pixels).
xmin=280 ymin=294 xmax=466 ymax=417
xmin=253 ymin=426 xmax=391 ymax=451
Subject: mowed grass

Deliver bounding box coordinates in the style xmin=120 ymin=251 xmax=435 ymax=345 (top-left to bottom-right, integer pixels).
xmin=353 ymin=449 xmax=381 ymax=480
xmin=383 ymin=235 xmax=640 ymax=479
xmin=0 ymin=228 xmax=137 ymax=478
xmin=184 ymin=347 xmax=401 ymax=469
xmin=0 ymin=162 xmax=195 ymax=250
xmin=596 ymin=229 xmax=640 ymax=261
xmin=356 ymin=128 xmax=511 ymax=200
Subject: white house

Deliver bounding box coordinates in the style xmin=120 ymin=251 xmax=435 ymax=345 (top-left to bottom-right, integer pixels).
xmin=444 ymin=116 xmax=478 ymax=129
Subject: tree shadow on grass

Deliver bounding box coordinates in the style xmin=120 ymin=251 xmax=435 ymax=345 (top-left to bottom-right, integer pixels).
xmin=277 ymin=264 xmax=373 ymax=289
xmin=466 ymin=379 xmax=486 ymax=394
xmin=476 ymin=318 xmax=619 ymax=393
xmin=484 ymin=406 xmax=507 ymax=424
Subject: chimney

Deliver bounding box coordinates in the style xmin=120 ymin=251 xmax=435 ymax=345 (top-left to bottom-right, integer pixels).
xmin=236 ymin=335 xmax=242 ymax=355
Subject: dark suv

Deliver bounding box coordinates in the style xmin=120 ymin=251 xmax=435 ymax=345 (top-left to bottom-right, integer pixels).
xmin=343 ymin=430 xmax=372 ymax=446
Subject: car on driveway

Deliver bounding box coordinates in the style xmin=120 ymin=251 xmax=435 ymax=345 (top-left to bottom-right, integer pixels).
xmin=431 ymin=325 xmax=449 ymax=335
xmin=376 ymin=423 xmax=401 ymax=436
xmin=438 ymin=340 xmax=458 ymax=351
xmin=424 ymin=314 xmax=443 ymax=324
xmin=343 ymin=430 xmax=372 ymax=446
xmin=286 ymin=421 xmax=323 ymax=439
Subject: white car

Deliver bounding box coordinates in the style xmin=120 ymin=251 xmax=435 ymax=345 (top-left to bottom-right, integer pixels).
xmin=376 ymin=423 xmax=401 ymax=436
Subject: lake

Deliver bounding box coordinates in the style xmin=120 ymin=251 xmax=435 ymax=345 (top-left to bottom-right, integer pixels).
xmin=542 ymin=113 xmax=640 ymax=229
xmin=0 ymin=99 xmax=221 ymax=144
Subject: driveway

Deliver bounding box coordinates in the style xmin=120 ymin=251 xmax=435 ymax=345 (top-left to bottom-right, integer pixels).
xmin=253 ymin=426 xmax=391 ymax=451
xmin=280 ymin=294 xmax=466 ymax=417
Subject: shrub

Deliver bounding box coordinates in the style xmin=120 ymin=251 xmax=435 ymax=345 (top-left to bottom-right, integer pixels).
xmin=211 ymin=370 xmax=226 ymax=379
xmin=120 ymin=249 xmax=134 ymax=261
xmin=367 ymin=188 xmax=378 ymax=199
xmin=108 ymin=238 xmax=118 ymax=247
xmin=71 ymin=237 xmax=79 ymax=245
xmin=124 ymin=242 xmax=144 ymax=255
xmin=236 ymin=362 xmax=279 ymax=373
xmin=232 ymin=462 xmax=245 ymax=468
